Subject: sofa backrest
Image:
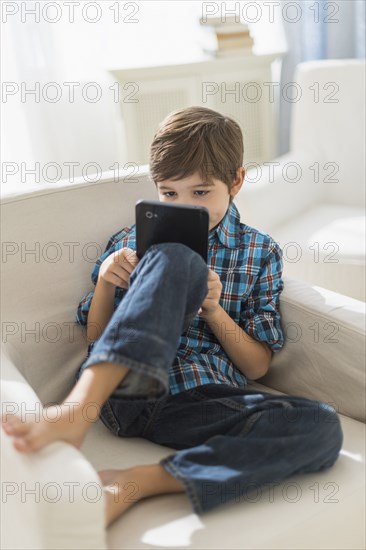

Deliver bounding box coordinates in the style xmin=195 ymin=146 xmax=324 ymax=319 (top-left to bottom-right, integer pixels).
xmin=2 ymin=168 xmax=157 ymax=306
xmin=291 ymin=59 xmax=366 ymax=207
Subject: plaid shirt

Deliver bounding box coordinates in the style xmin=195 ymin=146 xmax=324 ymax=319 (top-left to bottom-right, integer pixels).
xmin=76 ymin=201 xmax=285 ymax=394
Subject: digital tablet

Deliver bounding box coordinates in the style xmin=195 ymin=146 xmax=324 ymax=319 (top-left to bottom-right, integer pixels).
xmin=136 ymin=200 xmax=209 ymax=262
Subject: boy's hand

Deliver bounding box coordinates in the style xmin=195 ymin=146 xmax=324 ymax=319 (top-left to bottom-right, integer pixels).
xmin=98 ymin=247 xmax=139 ymax=289
xmin=198 ymin=269 xmax=222 ymax=320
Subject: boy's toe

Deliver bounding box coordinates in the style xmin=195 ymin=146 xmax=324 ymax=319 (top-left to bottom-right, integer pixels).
xmin=13 ymin=432 xmax=44 ymax=452
xmin=13 ymin=437 xmax=32 ymax=452
xmin=3 ymin=415 xmax=24 ymax=427
xmin=3 ymin=420 xmax=29 ymax=436
xmin=1 ymin=416 xmax=15 ymax=427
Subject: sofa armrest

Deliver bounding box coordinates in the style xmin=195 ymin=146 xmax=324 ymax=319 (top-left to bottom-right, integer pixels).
xmin=1 ymin=350 xmax=107 ymax=550
xmin=258 ymin=277 xmax=366 ymax=423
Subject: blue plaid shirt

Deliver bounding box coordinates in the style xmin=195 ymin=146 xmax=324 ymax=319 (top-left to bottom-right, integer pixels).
xmin=76 ymin=201 xmax=285 ymax=394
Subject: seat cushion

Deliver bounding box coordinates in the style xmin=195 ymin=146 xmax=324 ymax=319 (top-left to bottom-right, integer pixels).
xmin=79 ymin=381 xmax=365 ymax=550
xmin=271 ymin=204 xmax=366 ymax=301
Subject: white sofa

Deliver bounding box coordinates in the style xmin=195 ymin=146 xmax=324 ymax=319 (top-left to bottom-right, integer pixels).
xmin=237 ymin=59 xmax=366 ymax=302
xmin=1 ymin=170 xmax=365 ymax=549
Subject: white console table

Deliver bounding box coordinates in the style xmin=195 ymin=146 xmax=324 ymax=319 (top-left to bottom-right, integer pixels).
xmin=109 ymin=52 xmax=283 ymax=168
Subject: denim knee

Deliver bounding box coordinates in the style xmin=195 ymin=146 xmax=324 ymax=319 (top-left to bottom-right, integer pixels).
xmin=314 ymin=402 xmax=344 ymax=465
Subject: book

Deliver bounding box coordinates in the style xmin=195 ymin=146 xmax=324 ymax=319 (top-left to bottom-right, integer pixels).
xmin=199 ymin=15 xmax=249 ymax=30
xmin=216 ymin=31 xmax=251 ymax=40
xmin=213 ymin=23 xmax=250 ymax=34
xmin=217 ymin=36 xmax=254 ymax=50
xmin=199 ymin=15 xmax=254 ymax=57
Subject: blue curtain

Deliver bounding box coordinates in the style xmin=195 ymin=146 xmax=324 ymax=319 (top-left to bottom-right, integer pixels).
xmin=279 ymin=0 xmax=366 ymax=155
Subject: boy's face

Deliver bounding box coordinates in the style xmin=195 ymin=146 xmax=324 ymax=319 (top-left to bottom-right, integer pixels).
xmin=156 ymin=170 xmax=244 ymax=231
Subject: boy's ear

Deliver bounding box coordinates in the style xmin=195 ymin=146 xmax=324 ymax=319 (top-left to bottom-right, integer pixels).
xmin=230 ymin=167 xmax=245 ymax=198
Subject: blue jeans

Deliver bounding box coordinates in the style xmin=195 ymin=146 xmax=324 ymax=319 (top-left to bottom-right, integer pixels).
xmin=75 ymin=243 xmax=344 ymax=515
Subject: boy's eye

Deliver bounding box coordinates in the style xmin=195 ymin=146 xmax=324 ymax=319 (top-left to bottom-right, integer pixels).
xmin=162 ymin=190 xmax=209 ymax=198
xmin=194 ymin=190 xmax=209 ymax=196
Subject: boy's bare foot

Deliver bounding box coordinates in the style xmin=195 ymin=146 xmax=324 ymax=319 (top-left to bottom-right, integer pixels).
xmin=98 ymin=468 xmax=144 ymax=527
xmin=1 ymin=404 xmax=96 ymax=453
xmin=1 ymin=362 xmax=133 ymax=454
xmin=98 ymin=464 xmax=186 ymax=528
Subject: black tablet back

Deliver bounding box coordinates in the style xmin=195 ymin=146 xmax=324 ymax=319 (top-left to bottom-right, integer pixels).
xmin=136 ymin=200 xmax=209 ymax=262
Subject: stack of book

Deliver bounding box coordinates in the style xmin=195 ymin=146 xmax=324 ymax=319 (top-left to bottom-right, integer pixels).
xmin=199 ymin=15 xmax=254 ymax=57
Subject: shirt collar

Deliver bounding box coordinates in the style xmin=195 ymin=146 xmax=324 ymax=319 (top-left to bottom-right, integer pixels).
xmin=208 ymin=201 xmax=241 ymax=249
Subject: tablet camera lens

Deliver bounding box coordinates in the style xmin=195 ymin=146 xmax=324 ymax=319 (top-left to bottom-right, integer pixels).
xmin=146 ymin=211 xmax=153 ymax=219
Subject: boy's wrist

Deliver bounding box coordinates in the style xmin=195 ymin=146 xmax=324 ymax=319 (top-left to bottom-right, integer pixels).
xmin=97 ymin=275 xmax=115 ymax=289
xmin=201 ymin=305 xmax=223 ymax=324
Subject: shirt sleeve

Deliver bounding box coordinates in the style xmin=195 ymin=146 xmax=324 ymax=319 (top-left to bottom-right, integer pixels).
xmin=239 ymin=240 xmax=285 ymax=353
xmin=75 ymin=230 xmax=129 ymax=327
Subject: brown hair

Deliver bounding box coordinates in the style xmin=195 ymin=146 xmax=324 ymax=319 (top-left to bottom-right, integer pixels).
xmin=149 ymin=106 xmax=244 ymax=201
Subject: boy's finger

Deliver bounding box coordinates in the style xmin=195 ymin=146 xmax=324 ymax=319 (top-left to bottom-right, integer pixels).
xmin=122 ymin=249 xmax=137 ymax=265
xmin=207 ymin=281 xmax=220 ymax=290
xmin=127 ymin=251 xmax=139 ymax=264
xmin=118 ymin=261 xmax=134 ymax=274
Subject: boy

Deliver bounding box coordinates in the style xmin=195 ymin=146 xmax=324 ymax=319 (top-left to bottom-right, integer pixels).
xmin=1 ymin=107 xmax=343 ymax=528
